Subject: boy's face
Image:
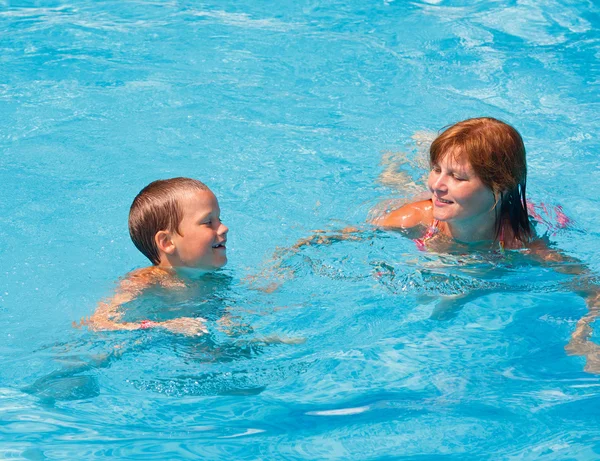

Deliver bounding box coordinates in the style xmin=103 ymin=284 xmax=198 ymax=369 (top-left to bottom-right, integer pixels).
xmin=169 ymin=190 xmax=228 ymax=270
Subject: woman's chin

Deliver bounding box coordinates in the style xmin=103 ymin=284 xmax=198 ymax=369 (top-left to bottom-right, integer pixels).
xmin=432 ymin=210 xmax=451 ymax=222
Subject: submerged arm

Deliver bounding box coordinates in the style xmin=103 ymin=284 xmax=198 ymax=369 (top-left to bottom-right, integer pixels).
xmin=87 ymin=268 xmax=151 ymax=331
xmin=526 ymin=239 xmax=600 ymax=372
xmin=287 ymin=199 xmax=432 ymax=251
xmin=248 ymin=200 xmax=432 ymax=293
xmin=565 ymin=284 xmax=600 ymax=373
xmin=244 ymin=226 xmax=370 ymax=293
xmin=291 ymin=226 xmax=366 ymax=249
xmin=84 ymin=267 xmax=207 ymax=336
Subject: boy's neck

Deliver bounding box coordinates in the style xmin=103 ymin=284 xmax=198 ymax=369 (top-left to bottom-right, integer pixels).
xmin=172 ymin=266 xmax=215 ymax=280
xmin=157 ymin=256 xmax=217 ymax=279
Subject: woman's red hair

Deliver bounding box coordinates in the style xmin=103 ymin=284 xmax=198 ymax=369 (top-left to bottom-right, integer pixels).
xmin=430 ymin=117 xmax=531 ymax=243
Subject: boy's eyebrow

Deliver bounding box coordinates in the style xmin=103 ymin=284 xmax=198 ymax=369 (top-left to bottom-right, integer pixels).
xmin=195 ymin=208 xmax=220 ymax=222
xmin=196 ymin=211 xmax=212 ymax=222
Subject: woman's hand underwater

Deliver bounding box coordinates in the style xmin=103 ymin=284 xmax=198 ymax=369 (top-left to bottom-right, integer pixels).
xmin=159 ymin=317 xmax=208 ymax=336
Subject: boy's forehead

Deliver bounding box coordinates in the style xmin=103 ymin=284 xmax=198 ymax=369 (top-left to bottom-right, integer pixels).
xmin=179 ymin=189 xmax=218 ymax=211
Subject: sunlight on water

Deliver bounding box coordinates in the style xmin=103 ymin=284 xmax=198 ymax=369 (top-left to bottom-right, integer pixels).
xmin=1 ymin=0 xmax=599 ymax=458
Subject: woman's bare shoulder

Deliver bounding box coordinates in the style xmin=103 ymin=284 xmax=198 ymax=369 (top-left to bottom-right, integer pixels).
xmin=374 ymin=199 xmax=433 ymax=229
xmin=501 ymin=220 xmax=539 ymax=250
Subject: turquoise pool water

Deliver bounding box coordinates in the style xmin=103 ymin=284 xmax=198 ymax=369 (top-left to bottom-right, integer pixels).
xmin=1 ymin=0 xmax=599 ymax=459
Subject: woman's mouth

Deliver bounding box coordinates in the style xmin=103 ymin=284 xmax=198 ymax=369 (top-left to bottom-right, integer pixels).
xmin=434 ymin=196 xmax=453 ymax=205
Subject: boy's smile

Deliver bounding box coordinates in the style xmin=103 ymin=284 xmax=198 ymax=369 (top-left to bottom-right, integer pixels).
xmin=167 ymin=190 xmax=228 ymax=270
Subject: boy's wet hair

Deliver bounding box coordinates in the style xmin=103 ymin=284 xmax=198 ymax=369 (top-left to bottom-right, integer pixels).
xmin=129 ymin=177 xmax=210 ymax=265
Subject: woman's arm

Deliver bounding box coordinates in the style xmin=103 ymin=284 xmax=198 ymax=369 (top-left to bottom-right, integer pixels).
xmin=526 ymin=239 xmax=600 ymax=371
xmin=372 ymin=199 xmax=433 ymax=231
xmin=291 ymin=198 xmax=433 ymax=249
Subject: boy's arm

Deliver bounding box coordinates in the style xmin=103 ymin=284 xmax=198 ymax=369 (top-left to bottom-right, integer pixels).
xmin=85 ymin=267 xmax=207 ymax=336
xmin=87 ymin=267 xmax=160 ymax=331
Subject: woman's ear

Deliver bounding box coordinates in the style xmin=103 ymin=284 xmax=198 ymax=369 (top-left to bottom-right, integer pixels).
xmin=490 ymin=188 xmax=503 ymax=212
xmin=155 ymin=230 xmax=175 ymax=255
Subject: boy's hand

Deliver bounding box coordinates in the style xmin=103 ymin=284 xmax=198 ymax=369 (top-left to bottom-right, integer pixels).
xmin=159 ymin=317 xmax=208 ymax=336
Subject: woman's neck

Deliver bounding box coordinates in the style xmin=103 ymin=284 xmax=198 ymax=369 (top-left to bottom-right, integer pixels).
xmin=444 ymin=214 xmax=499 ymax=244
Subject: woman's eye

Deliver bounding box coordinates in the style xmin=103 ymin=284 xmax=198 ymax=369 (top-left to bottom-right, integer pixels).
xmin=453 ymin=175 xmax=466 ymax=181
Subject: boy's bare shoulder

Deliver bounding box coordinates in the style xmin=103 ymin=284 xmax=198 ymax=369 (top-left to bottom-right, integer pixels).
xmin=375 ymin=199 xmax=433 ymax=229
xmin=121 ymin=266 xmax=183 ymax=290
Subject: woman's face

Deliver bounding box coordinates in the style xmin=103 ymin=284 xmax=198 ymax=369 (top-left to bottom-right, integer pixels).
xmin=428 ymin=151 xmax=497 ymax=226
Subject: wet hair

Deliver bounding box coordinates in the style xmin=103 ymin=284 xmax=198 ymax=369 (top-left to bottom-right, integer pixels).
xmin=128 ymin=177 xmax=211 ymax=265
xmin=430 ymin=117 xmax=531 ymax=243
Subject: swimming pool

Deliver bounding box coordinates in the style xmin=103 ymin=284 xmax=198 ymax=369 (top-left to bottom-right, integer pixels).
xmin=1 ymin=0 xmax=599 ymax=458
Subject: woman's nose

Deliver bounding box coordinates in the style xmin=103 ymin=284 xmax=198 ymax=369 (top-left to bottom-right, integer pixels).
xmin=429 ymin=172 xmax=446 ymax=191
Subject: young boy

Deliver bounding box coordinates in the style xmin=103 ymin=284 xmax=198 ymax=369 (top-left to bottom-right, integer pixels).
xmin=88 ymin=177 xmax=229 ymax=336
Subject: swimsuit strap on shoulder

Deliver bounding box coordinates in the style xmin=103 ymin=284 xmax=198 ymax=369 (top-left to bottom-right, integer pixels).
xmin=414 ymin=219 xmax=439 ymax=250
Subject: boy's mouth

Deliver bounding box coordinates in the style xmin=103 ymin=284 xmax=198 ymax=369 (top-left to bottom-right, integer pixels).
xmin=212 ymin=242 xmax=226 ymax=249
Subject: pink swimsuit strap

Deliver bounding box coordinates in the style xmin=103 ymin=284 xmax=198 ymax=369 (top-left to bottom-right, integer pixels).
xmin=415 ymin=219 xmax=506 ymax=251
xmin=414 ymin=219 xmax=440 ymax=250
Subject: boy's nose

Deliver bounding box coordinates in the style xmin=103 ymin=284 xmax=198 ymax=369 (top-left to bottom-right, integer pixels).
xmin=219 ymin=223 xmax=229 ymax=235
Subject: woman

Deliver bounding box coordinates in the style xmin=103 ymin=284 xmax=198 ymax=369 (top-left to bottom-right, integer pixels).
xmin=374 ymin=117 xmax=531 ymax=251
xmin=276 ymin=117 xmax=599 ymax=371
xmin=373 ymin=117 xmax=600 ymax=371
